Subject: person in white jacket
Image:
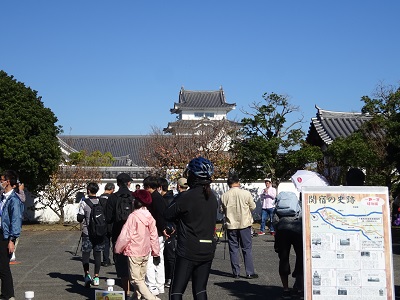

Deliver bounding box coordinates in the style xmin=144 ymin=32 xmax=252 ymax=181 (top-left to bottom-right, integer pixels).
xmin=115 ymin=189 xmax=161 ymax=300
xmin=259 ymin=178 xmax=277 ymax=235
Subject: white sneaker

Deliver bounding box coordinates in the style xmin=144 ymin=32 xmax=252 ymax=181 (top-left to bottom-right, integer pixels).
xmin=158 ymin=286 xmax=165 ymax=294
xmin=149 ymin=288 xmax=159 ymax=296
xmin=92 ymin=276 xmax=100 ymax=286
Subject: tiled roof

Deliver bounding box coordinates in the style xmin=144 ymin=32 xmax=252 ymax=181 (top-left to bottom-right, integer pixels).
xmin=163 ymin=119 xmax=241 ymax=134
xmin=58 ymin=135 xmax=152 ymax=167
xmin=171 ymin=87 xmax=236 ymax=113
xmin=306 ymin=106 xmax=372 ymax=146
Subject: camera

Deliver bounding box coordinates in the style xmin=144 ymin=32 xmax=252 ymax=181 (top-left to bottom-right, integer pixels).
xmin=165 ymin=224 xmax=175 ymax=235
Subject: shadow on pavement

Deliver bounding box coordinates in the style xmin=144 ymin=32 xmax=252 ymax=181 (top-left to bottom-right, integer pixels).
xmin=209 ymin=268 xmax=234 ymax=278
xmin=48 ymin=272 xmax=92 ymax=299
xmin=214 ymin=280 xmax=282 ymax=300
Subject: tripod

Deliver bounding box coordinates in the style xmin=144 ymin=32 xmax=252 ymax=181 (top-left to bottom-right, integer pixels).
xmin=74 ymin=235 xmax=82 ymax=256
xmin=74 ymin=222 xmax=83 ymax=256
xmin=215 ymin=222 xmax=227 ymax=260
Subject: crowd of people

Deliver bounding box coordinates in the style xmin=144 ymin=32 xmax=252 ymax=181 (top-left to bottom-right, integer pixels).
xmin=70 ymin=157 xmax=307 ymax=300
xmin=74 ymin=157 xmax=218 ymax=300
xmin=0 ymin=163 xmax=382 ymax=300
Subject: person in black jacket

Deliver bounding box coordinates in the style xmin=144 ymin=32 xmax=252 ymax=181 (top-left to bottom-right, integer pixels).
xmin=99 ymin=182 xmax=115 ymax=267
xmin=143 ymin=176 xmax=168 ymax=296
xmin=164 ymin=157 xmax=217 ymax=300
xmin=105 ymin=173 xmax=133 ymax=297
xmin=158 ymin=177 xmax=176 ymax=289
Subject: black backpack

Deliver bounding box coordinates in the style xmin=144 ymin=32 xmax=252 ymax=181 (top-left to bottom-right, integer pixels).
xmin=84 ymin=198 xmax=107 ymax=238
xmin=115 ymin=192 xmax=134 ymax=222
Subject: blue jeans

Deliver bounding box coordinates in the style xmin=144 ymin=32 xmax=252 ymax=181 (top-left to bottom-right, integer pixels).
xmin=260 ymin=208 xmax=275 ymax=232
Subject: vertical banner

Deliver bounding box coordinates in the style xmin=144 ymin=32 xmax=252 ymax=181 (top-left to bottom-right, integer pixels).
xmin=302 ymin=186 xmax=394 ymax=300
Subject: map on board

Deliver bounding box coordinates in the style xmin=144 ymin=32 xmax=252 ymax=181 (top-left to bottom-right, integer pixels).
xmin=303 ymin=186 xmax=394 ymax=300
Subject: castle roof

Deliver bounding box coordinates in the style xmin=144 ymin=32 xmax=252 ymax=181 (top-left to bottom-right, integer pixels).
xmin=170 ymin=87 xmax=236 ymax=114
xmin=306 ymin=106 xmax=372 ymax=146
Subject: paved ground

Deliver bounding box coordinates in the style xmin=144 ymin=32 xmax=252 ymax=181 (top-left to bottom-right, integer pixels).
xmin=10 ymin=227 xmax=400 ymax=300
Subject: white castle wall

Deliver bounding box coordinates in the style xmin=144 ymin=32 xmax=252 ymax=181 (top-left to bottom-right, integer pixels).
xmin=25 ymin=181 xmax=298 ymax=224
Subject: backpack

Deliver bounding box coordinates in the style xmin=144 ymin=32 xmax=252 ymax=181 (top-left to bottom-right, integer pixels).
xmin=115 ymin=192 xmax=134 ymax=222
xmin=84 ymin=198 xmax=107 ymax=238
xmin=275 ymin=191 xmax=301 ymax=218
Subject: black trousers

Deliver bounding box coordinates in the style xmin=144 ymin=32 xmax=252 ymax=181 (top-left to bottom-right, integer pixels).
xmin=164 ymin=235 xmax=176 ymax=280
xmin=274 ymin=229 xmax=303 ymax=277
xmin=169 ymin=255 xmax=212 ymax=300
xmin=103 ymin=235 xmax=111 ymax=263
xmin=0 ymin=238 xmax=14 ymax=298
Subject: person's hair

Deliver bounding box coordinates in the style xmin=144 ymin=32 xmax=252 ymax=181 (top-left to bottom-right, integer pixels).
xmin=158 ymin=177 xmax=169 ymax=192
xmin=104 ymin=183 xmax=115 ymax=191
xmin=135 ymin=184 xmax=141 ymax=189
xmin=87 ymin=182 xmax=99 ymax=194
xmin=227 ymin=174 xmax=240 ymax=187
xmin=143 ymin=176 xmax=159 ymax=190
xmin=3 ymin=170 xmax=18 ymax=188
xmin=134 ymin=198 xmax=144 ymax=209
xmin=346 ymin=168 xmax=365 ymax=186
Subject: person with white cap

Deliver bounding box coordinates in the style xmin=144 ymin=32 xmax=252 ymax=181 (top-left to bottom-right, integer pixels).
xmin=259 ymin=178 xmax=276 ymax=235
xmin=176 ymin=178 xmax=188 ymax=194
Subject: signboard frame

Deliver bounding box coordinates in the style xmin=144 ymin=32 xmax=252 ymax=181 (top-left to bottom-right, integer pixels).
xmin=94 ymin=290 xmax=125 ymax=300
xmin=302 ymin=186 xmax=394 ymax=299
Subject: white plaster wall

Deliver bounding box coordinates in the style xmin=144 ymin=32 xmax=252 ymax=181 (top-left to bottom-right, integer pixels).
xmin=181 ymin=111 xmax=227 ymax=120
xmin=27 ymin=181 xmax=298 ymax=224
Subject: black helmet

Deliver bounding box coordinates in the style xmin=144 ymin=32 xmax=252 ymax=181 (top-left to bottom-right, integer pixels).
xmin=187 ymin=157 xmax=214 ymax=179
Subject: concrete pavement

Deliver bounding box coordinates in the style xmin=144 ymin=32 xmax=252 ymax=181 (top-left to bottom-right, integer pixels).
xmin=9 ymin=228 xmax=400 ymax=299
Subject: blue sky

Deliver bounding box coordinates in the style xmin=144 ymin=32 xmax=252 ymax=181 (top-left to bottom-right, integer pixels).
xmin=1 ymin=1 xmax=399 ymax=136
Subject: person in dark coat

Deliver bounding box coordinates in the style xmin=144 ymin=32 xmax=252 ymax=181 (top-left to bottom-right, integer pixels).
xmin=143 ymin=176 xmax=168 ymax=296
xmin=105 ymin=173 xmax=133 ymax=297
xmin=164 ymin=157 xmax=217 ymax=300
xmin=99 ymin=182 xmax=115 ymax=267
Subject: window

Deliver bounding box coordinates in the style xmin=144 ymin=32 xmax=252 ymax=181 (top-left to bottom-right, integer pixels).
xmin=194 ymin=112 xmax=214 ymax=118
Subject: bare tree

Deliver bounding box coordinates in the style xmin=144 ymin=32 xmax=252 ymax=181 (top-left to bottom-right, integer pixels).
xmin=35 ymin=165 xmax=102 ymax=224
xmin=34 ymin=150 xmax=113 ymax=224
xmin=142 ymin=119 xmax=239 ymax=180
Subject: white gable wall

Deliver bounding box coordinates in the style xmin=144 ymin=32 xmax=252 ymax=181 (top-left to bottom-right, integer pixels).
xmin=181 ymin=109 xmax=228 ymax=121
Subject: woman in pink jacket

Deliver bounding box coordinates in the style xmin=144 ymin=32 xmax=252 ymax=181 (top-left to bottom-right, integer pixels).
xmin=115 ymin=189 xmax=161 ymax=300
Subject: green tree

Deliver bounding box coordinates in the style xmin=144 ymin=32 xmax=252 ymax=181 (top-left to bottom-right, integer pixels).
xmin=0 ymin=70 xmax=61 ymax=192
xmin=326 ymin=83 xmax=400 ymax=191
xmin=231 ymin=92 xmax=323 ymax=182
xmin=69 ymin=150 xmax=114 ymax=167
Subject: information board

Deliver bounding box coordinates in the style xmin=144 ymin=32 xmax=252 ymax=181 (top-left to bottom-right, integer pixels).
xmin=302 ymin=186 xmax=394 ymax=300
xmin=94 ymin=290 xmax=125 ymax=300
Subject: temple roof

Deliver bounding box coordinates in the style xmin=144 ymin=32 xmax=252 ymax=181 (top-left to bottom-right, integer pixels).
xmin=170 ymin=87 xmax=236 ymax=114
xmin=58 ymin=135 xmax=152 ymax=167
xmin=306 ymin=106 xmax=372 ymax=146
